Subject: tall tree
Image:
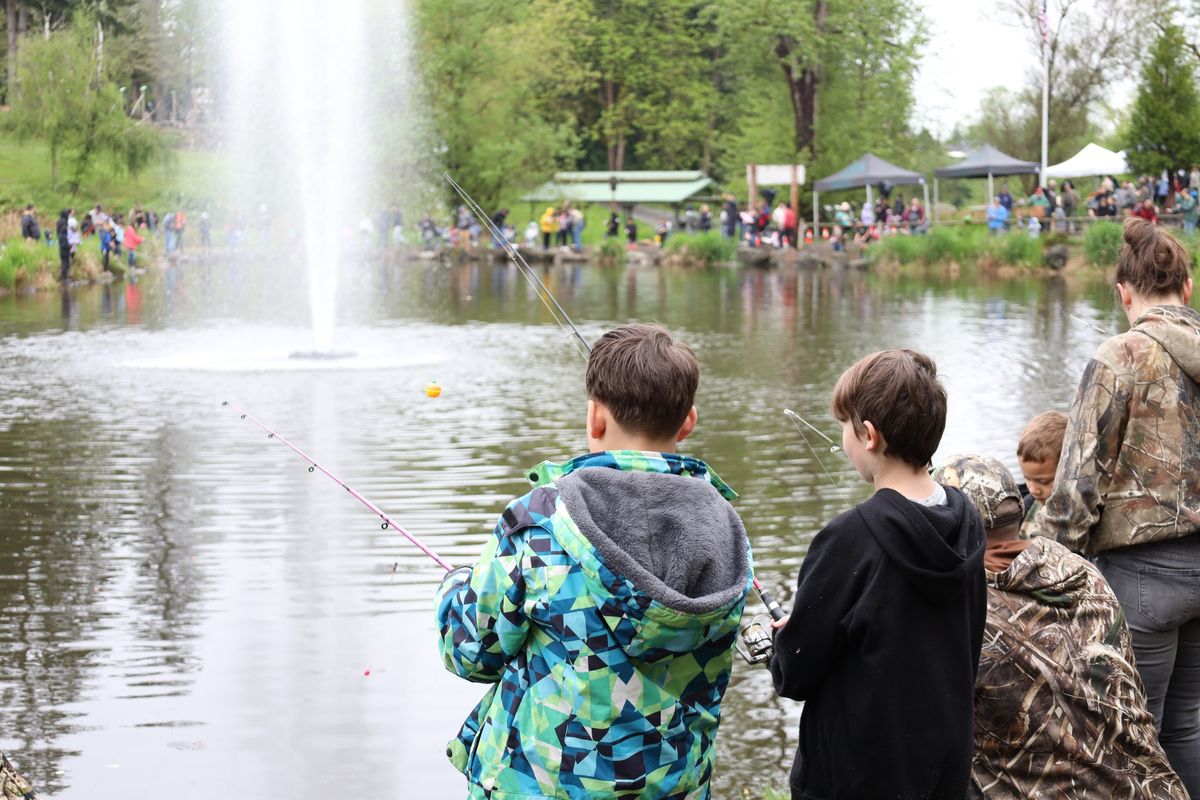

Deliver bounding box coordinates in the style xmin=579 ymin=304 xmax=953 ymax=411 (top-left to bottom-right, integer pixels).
xmin=415 ymin=0 xmax=581 ymax=208
xmin=1126 ymin=23 xmax=1200 ymax=176
xmin=7 ymin=14 xmax=158 ymax=191
xmin=974 ymin=0 xmax=1155 ymax=173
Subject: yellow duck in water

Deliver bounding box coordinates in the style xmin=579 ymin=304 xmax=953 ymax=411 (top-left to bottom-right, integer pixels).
xmin=1 ymin=753 xmax=37 ymax=800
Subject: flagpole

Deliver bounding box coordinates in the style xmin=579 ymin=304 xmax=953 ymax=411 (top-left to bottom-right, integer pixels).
xmin=1040 ymin=2 xmax=1049 ymax=188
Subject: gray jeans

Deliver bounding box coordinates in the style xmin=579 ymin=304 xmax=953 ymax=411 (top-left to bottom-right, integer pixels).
xmin=1099 ymin=534 xmax=1200 ymax=797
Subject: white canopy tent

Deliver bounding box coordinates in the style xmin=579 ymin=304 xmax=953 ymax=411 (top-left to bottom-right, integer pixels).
xmin=1043 ymin=143 xmax=1129 ymax=179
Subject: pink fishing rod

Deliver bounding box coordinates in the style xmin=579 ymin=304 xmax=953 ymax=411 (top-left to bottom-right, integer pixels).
xmin=222 ymin=400 xmax=455 ymax=571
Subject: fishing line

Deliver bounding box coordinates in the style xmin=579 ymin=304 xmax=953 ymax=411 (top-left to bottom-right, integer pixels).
xmin=783 ymin=408 xmax=843 ymax=490
xmin=1066 ymin=311 xmax=1111 ymax=337
xmin=443 ymin=173 xmax=592 ymax=359
xmin=222 ymin=400 xmax=455 ymax=572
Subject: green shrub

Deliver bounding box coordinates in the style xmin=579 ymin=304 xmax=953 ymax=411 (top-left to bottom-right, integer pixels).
xmin=0 ymin=239 xmax=51 ymax=288
xmin=986 ymin=232 xmax=1043 ymax=267
xmin=869 ymin=233 xmax=923 ymax=264
xmin=1083 ymin=221 xmax=1123 ymax=266
xmin=593 ymin=236 xmax=626 ymax=266
xmin=664 ymin=231 xmax=736 ymax=266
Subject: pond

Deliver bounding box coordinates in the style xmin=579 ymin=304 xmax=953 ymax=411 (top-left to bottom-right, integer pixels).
xmin=0 ymin=255 xmax=1128 ymax=798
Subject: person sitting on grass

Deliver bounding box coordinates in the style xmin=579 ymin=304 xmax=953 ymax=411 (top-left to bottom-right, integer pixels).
xmin=934 ymin=454 xmax=1187 ymax=799
xmin=436 ymin=324 xmax=752 ymax=800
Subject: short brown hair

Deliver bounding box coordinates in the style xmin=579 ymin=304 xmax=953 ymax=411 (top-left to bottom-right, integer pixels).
xmin=1016 ymin=410 xmax=1067 ymax=463
xmin=1115 ymin=217 xmax=1192 ymax=297
xmin=585 ymin=324 xmax=699 ymax=440
xmin=830 ymin=349 xmax=946 ymax=470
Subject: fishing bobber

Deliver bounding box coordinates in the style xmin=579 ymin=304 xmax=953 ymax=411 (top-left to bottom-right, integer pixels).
xmin=820 ymin=228 xmax=829 ymax=240
xmin=424 ymin=381 xmax=442 ymax=398
xmin=804 ymin=229 xmax=814 ymax=245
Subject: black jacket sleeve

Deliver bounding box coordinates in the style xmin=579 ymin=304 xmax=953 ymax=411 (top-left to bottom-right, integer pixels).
xmin=770 ymin=515 xmax=873 ymax=700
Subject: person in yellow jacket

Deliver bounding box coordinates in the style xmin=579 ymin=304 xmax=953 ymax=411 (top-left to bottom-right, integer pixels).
xmin=539 ymin=206 xmax=557 ymax=249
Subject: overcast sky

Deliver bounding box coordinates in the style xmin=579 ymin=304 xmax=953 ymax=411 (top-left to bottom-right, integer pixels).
xmin=912 ymin=0 xmax=1036 ymax=138
xmin=910 ymin=0 xmax=1135 ymax=145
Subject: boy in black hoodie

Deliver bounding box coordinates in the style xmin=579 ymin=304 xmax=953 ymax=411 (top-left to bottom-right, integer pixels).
xmin=769 ymin=349 xmax=987 ymax=800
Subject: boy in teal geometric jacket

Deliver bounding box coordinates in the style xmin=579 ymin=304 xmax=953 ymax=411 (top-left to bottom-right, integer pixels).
xmin=436 ymin=324 xmax=752 ymax=800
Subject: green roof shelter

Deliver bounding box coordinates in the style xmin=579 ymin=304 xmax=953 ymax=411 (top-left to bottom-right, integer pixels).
xmin=521 ymin=171 xmax=714 ymax=209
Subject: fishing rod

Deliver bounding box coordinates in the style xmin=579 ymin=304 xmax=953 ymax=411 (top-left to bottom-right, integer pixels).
xmin=443 ymin=173 xmax=591 ymax=359
xmin=222 ymin=400 xmax=455 ymax=572
xmin=445 ymin=173 xmax=790 ymax=639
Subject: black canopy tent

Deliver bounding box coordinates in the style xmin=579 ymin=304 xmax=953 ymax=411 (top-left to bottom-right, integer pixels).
xmin=811 ymin=153 xmax=927 ymax=228
xmin=932 ymin=144 xmax=1039 ymax=221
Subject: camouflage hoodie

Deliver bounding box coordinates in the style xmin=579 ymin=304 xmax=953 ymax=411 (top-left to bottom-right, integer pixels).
xmin=435 ymin=451 xmax=751 ymax=800
xmin=971 ymin=536 xmax=1186 ymax=799
xmin=1 ymin=753 xmax=37 ymax=800
xmin=1027 ymin=304 xmax=1200 ymax=553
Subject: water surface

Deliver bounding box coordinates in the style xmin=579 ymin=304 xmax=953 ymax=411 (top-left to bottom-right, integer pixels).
xmin=0 ymin=256 xmax=1127 ymax=797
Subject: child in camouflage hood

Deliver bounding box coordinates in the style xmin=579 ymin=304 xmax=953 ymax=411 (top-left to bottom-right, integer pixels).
xmin=1027 ymin=217 xmax=1200 ymax=795
xmin=935 ymin=454 xmax=1186 ymax=800
xmin=435 ymin=324 xmax=752 ymax=800
xmin=1 ymin=752 xmax=37 ymax=800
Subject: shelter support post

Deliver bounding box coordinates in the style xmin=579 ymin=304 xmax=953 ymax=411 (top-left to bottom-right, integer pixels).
xmin=813 ymin=191 xmax=819 ymax=234
xmin=923 ymin=183 xmax=930 ymax=223
xmin=866 ymin=184 xmax=873 ymax=208
xmin=933 ymin=179 xmax=939 ymax=224
xmin=749 ymin=163 xmax=757 ymax=211
xmin=790 ymin=164 xmax=799 ymax=217
xmin=987 ymin=171 xmax=994 ymax=204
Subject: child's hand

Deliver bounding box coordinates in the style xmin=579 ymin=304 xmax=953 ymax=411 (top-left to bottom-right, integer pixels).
xmin=771 ymin=614 xmax=790 ymax=629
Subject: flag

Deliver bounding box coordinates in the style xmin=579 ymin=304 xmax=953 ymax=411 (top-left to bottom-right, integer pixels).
xmin=1038 ymin=0 xmax=1049 ymax=44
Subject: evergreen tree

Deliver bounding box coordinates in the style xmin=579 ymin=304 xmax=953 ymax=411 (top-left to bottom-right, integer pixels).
xmin=1126 ymin=23 xmax=1200 ymax=177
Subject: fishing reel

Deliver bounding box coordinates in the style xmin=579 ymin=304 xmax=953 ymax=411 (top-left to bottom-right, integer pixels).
xmin=736 ymin=616 xmax=775 ymax=665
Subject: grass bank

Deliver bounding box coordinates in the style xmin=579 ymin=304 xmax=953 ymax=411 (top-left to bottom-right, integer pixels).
xmin=870 ymin=220 xmax=1200 ymax=275
xmin=0 ymin=134 xmax=221 ymax=216
xmin=0 ymin=230 xmax=162 ymax=292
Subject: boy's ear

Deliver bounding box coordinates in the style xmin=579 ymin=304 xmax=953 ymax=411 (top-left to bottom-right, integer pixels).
xmin=676 ymin=406 xmax=698 ymax=443
xmin=587 ymin=399 xmax=606 ymax=441
xmin=862 ymin=420 xmax=882 ymax=452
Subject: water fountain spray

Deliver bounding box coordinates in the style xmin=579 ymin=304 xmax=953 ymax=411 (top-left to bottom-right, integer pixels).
xmin=226 ymin=180 xmax=787 ymax=629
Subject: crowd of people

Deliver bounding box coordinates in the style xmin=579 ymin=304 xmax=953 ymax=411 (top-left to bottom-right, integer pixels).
xmin=16 ymin=202 xmax=191 ymax=282
xmin=434 ymin=216 xmax=1199 ymax=799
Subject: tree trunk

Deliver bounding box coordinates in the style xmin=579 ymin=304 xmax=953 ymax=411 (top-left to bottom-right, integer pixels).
xmin=615 ymin=131 xmax=625 ymax=172
xmin=15 ymin=1 xmax=25 ymax=35
xmin=147 ymin=0 xmax=163 ymax=121
xmin=5 ymin=0 xmax=15 ymax=104
xmin=96 ymin=19 xmax=103 ymax=81
xmin=774 ymin=1 xmax=826 ymax=159
xmin=602 ymin=79 xmax=617 ymax=171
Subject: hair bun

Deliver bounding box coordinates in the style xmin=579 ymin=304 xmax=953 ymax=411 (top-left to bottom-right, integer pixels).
xmin=1122 ymin=216 xmax=1157 ymax=249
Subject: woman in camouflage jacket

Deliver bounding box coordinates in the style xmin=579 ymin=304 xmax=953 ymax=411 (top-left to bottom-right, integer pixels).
xmin=1027 ymin=217 xmax=1200 ymax=796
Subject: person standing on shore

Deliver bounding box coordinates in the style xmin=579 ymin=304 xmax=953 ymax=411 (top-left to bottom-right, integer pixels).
xmin=1026 ymin=217 xmax=1200 ymax=797
xmin=20 ymin=205 xmax=40 ymax=243
xmin=56 ymin=209 xmax=71 ymax=282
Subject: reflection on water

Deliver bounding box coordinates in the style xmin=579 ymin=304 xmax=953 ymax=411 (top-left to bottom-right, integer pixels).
xmin=0 ymin=256 xmax=1153 ymax=797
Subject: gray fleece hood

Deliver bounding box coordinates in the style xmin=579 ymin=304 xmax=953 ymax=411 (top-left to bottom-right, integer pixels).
xmin=1134 ymin=304 xmax=1200 ymax=382
xmin=555 ymin=466 xmax=750 ymax=617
